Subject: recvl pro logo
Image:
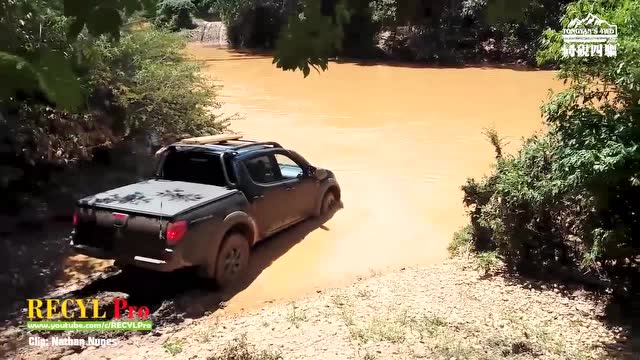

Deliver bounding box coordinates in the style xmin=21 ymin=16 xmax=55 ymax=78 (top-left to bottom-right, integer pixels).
xmin=27 ymin=298 xmax=150 ymax=320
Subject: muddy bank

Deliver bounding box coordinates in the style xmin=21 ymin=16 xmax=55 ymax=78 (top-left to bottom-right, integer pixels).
xmin=8 ymin=258 xmax=632 ymax=360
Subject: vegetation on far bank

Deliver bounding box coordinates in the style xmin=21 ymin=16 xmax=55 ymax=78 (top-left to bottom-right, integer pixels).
xmin=163 ymin=0 xmax=573 ymax=66
xmin=452 ymin=0 xmax=638 ymax=303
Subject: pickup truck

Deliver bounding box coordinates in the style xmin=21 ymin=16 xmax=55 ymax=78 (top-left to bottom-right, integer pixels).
xmin=70 ymin=135 xmax=341 ymax=287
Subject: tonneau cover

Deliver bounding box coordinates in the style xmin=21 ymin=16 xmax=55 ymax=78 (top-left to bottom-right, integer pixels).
xmin=78 ymin=179 xmax=237 ymax=217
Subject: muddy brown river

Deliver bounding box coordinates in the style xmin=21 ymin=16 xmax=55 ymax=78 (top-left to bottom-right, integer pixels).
xmin=183 ymin=45 xmax=561 ymax=312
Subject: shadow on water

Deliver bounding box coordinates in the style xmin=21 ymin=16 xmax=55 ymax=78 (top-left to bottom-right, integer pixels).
xmin=192 ymin=46 xmax=548 ymax=72
xmin=200 ymin=56 xmax=268 ymax=62
xmin=59 ymin=204 xmax=343 ymax=327
xmin=331 ymin=57 xmax=547 ymax=71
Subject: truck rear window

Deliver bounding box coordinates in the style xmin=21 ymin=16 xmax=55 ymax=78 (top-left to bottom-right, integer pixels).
xmin=158 ymin=150 xmax=232 ymax=186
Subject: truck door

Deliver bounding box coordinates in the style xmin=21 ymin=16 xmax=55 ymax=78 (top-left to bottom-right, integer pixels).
xmin=271 ymin=151 xmax=317 ymax=219
xmin=241 ymin=153 xmax=291 ymax=237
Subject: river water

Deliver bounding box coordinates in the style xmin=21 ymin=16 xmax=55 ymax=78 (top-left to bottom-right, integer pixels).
xmin=187 ymin=45 xmax=560 ymax=311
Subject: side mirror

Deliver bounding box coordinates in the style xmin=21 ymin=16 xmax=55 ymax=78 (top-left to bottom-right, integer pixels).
xmin=306 ymin=165 xmax=317 ymax=176
xmin=314 ymin=168 xmax=328 ymax=180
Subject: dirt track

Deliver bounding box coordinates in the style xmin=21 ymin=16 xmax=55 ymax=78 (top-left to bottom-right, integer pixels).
xmin=12 ymin=258 xmax=633 ymax=360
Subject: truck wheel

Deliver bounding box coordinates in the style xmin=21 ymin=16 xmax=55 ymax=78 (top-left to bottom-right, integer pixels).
xmin=213 ymin=233 xmax=250 ymax=288
xmin=320 ymin=190 xmax=338 ymax=215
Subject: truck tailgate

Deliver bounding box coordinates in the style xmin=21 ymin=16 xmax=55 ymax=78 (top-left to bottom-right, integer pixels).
xmin=73 ymin=209 xmax=167 ymax=259
xmin=74 ymin=179 xmax=237 ymax=258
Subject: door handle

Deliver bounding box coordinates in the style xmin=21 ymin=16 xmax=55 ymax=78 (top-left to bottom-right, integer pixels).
xmin=285 ymin=187 xmax=295 ymax=191
xmin=254 ymin=195 xmax=264 ymax=199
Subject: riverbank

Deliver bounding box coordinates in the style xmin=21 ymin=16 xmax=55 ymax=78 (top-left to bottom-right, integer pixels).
xmin=9 ymin=257 xmax=632 ymax=360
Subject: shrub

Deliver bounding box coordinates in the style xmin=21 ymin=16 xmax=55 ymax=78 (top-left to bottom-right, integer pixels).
xmin=448 ymin=225 xmax=474 ymax=257
xmin=475 ymin=251 xmax=500 ymax=276
xmin=83 ymin=27 xmax=228 ymax=138
xmin=192 ymin=0 xmax=217 ymax=17
xmin=218 ymin=0 xmax=287 ymax=49
xmin=460 ymin=0 xmax=639 ymax=292
xmin=207 ymin=334 xmax=283 ymax=360
xmin=156 ymin=0 xmax=197 ymax=30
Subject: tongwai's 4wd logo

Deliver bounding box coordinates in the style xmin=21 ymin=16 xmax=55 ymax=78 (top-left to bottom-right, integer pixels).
xmin=562 ymin=13 xmax=618 ymax=58
xmin=27 ymin=298 xmax=150 ymax=320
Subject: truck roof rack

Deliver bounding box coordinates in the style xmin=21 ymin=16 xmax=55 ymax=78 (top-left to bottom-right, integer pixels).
xmin=179 ymin=134 xmax=243 ymax=145
xmin=170 ymin=135 xmax=282 ymax=154
xmin=231 ymin=141 xmax=282 ymax=151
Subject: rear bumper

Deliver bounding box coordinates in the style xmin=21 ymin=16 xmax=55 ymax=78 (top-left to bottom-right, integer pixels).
xmin=70 ymin=240 xmax=190 ymax=272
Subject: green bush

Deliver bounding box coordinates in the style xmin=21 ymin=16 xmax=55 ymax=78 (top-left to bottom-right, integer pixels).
xmin=460 ymin=0 xmax=639 ymax=291
xmin=448 ymin=225 xmax=474 ymax=257
xmin=83 ymin=27 xmax=228 ymax=138
xmin=192 ymin=0 xmax=217 ymax=17
xmin=156 ymin=0 xmax=197 ymax=30
xmin=216 ymin=0 xmax=287 ymax=49
xmin=207 ymin=334 xmax=282 ymax=360
xmin=475 ymin=251 xmax=500 ymax=276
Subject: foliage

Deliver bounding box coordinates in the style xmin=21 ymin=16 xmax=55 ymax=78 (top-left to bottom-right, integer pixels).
xmin=212 ymin=0 xmax=254 ymax=23
xmin=162 ymin=338 xmax=184 ymax=355
xmin=222 ymin=0 xmax=288 ymax=49
xmin=192 ymin=0 xmax=218 ymax=15
xmin=0 ymin=3 xmax=226 ymax=213
xmin=83 ymin=27 xmax=228 ymax=137
xmin=274 ymin=0 xmax=351 ymax=76
xmin=448 ymin=225 xmax=474 ymax=257
xmin=370 ymin=0 xmax=396 ymax=25
xmin=475 ymin=251 xmax=500 ymax=275
xmin=0 ymin=0 xmax=83 ymax=110
xmin=207 ymin=334 xmax=283 ymax=360
xmin=364 ymin=0 xmax=572 ymax=64
xmin=461 ymin=0 xmax=639 ymax=291
xmin=155 ymin=0 xmax=197 ymax=29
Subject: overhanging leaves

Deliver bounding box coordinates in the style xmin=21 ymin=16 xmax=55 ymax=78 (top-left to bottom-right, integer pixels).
xmin=33 ymin=50 xmax=83 ymax=110
xmin=0 ymin=50 xmax=82 ymax=110
xmin=0 ymin=52 xmax=41 ymax=100
xmin=273 ymin=0 xmax=350 ymax=76
xmin=86 ymin=7 xmax=123 ymax=39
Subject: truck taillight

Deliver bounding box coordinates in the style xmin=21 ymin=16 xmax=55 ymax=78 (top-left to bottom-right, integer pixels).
xmin=72 ymin=210 xmax=79 ymax=227
xmin=166 ymin=221 xmax=188 ymax=244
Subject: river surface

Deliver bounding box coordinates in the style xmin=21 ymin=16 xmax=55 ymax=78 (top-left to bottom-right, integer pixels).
xmin=188 ymin=45 xmax=560 ymax=311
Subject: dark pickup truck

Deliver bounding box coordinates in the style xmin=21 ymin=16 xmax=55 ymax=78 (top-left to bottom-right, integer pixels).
xmin=71 ymin=135 xmax=341 ymax=286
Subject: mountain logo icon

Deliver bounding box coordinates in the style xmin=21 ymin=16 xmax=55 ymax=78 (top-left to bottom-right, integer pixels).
xmin=567 ymin=13 xmax=616 ymax=30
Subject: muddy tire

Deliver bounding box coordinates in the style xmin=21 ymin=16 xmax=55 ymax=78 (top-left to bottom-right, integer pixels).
xmin=212 ymin=232 xmax=250 ymax=288
xmin=319 ymin=190 xmax=338 ymax=216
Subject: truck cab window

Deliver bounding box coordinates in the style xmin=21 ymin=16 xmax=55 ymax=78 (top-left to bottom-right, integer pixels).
xmin=159 ymin=150 xmax=228 ymax=186
xmin=245 ymin=155 xmax=278 ymax=183
xmin=274 ymin=154 xmax=303 ymax=179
